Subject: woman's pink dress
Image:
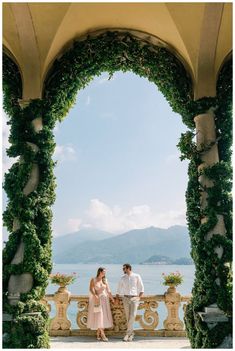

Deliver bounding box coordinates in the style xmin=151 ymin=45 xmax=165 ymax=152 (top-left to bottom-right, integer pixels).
xmin=87 ymin=278 xmax=113 ymax=330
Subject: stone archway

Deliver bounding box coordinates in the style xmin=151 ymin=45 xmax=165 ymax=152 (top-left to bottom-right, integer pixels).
xmin=2 ymin=31 xmax=232 ymax=348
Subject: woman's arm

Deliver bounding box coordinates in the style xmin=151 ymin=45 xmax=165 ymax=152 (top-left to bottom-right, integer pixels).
xmin=106 ymin=281 xmax=115 ymax=303
xmin=89 ymin=278 xmax=99 ymax=300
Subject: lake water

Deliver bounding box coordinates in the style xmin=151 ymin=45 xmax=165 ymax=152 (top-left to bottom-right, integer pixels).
xmin=46 ymin=263 xmax=195 ymax=329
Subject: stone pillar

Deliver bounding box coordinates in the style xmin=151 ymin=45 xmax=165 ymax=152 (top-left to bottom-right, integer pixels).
xmin=194 ymin=109 xmax=231 ymax=344
xmin=50 ymin=286 xmax=71 ymax=335
xmin=7 ymin=100 xmax=43 ymax=305
xmin=163 ymin=286 xmax=184 ymax=331
xmin=194 ymin=109 xmax=226 ymax=269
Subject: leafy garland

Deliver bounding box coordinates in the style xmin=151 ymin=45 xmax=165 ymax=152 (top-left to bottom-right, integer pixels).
xmin=2 ymin=31 xmax=232 ymax=349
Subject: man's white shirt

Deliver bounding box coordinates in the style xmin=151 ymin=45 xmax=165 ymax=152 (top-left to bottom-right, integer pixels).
xmin=117 ymin=272 xmax=144 ymax=296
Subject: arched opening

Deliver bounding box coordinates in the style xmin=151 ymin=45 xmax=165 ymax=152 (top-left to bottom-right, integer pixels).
xmin=2 ymin=31 xmax=232 ymax=349
xmin=47 ymin=69 xmax=194 ymax=330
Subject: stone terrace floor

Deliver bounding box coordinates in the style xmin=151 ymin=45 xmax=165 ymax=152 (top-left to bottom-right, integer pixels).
xmin=50 ymin=336 xmax=191 ymax=349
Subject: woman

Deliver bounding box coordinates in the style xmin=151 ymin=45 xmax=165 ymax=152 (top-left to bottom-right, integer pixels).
xmin=87 ymin=267 xmax=114 ymax=341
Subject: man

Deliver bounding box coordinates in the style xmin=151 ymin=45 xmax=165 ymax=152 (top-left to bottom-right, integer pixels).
xmin=116 ymin=263 xmax=144 ymax=341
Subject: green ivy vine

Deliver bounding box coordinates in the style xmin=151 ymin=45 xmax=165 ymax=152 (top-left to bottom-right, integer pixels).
xmin=2 ymin=31 xmax=232 ymax=349
xmin=179 ymin=58 xmax=232 ymax=348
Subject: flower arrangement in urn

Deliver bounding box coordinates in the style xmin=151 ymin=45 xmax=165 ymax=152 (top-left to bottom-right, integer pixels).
xmin=162 ymin=271 xmax=183 ymax=287
xmin=50 ymin=272 xmax=77 ymax=288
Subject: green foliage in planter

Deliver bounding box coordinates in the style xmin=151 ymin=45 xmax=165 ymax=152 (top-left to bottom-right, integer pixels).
xmin=2 ymin=31 xmax=232 ymax=349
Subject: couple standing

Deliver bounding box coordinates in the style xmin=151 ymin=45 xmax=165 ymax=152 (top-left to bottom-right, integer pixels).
xmin=87 ymin=263 xmax=144 ymax=342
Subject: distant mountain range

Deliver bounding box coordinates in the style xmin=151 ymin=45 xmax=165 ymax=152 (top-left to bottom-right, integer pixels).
xmin=52 ymin=225 xmax=192 ymax=264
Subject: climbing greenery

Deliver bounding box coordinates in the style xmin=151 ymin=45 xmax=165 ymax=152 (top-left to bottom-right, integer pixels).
xmin=179 ymin=58 xmax=232 ymax=348
xmin=2 ymin=31 xmax=232 ymax=349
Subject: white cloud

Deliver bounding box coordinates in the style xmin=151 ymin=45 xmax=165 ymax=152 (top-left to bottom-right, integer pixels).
xmin=53 ymin=199 xmax=186 ymax=236
xmin=81 ymin=199 xmax=186 ymax=233
xmin=53 ymin=144 xmax=77 ymax=162
xmin=67 ymin=218 xmax=82 ymax=232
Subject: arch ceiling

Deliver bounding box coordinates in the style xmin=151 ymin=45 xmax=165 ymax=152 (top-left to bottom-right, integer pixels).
xmin=3 ymin=2 xmax=232 ymax=100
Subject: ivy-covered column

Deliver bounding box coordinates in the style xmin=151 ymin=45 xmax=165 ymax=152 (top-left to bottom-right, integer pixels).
xmin=3 ymin=95 xmax=56 ymax=348
xmin=194 ymin=109 xmax=227 ymax=247
xmin=183 ymin=105 xmax=232 ymax=348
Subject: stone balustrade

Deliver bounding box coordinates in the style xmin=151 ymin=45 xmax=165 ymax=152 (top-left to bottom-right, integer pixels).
xmin=42 ymin=285 xmax=191 ymax=337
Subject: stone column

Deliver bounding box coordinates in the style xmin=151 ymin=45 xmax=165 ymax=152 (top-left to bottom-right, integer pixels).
xmin=194 ymin=109 xmax=230 ymax=335
xmin=7 ymin=100 xmax=43 ymax=305
xmin=194 ymin=109 xmax=226 ymax=274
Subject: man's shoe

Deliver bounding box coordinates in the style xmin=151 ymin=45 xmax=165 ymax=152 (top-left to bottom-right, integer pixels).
xmin=123 ymin=334 xmax=129 ymax=342
xmin=128 ymin=334 xmax=134 ymax=341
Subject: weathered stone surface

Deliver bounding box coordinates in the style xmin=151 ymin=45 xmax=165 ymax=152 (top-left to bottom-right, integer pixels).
xmin=50 ymin=286 xmax=72 ymax=331
xmin=13 ymin=218 xmax=21 ymax=232
xmin=26 ymin=141 xmax=39 ymax=153
xmin=206 ymin=215 xmax=226 ymax=241
xmin=205 ymin=304 xmax=222 ymax=313
xmin=8 ymin=273 xmax=33 ymax=305
xmin=11 ymin=241 xmax=25 ymax=264
xmin=163 ymin=286 xmax=184 ymax=331
xmin=198 ymin=304 xmax=229 ymax=330
xmin=44 ymin=292 xmax=191 ymax=337
xmin=3 ymin=313 xmax=13 ymax=321
xmin=32 ymin=117 xmax=43 ymax=132
xmin=23 ymin=163 xmax=39 ymax=195
xmin=198 ymin=312 xmax=228 ymax=323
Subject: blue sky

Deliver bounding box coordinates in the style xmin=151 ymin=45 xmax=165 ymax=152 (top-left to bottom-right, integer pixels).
xmin=3 ymin=71 xmax=189 ymax=238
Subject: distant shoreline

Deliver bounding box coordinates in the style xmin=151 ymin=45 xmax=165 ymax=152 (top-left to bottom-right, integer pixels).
xmin=53 ymin=262 xmax=194 ymax=265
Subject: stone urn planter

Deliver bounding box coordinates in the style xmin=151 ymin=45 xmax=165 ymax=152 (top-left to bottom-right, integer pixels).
xmin=166 ymin=283 xmax=177 ymax=293
xmin=49 ymin=273 xmax=77 ymax=334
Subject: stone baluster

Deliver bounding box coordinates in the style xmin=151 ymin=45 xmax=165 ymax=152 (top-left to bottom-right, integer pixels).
xmin=45 ymin=293 xmax=190 ymax=337
xmin=50 ymin=286 xmax=71 ymax=335
xmin=163 ymin=286 xmax=184 ymax=331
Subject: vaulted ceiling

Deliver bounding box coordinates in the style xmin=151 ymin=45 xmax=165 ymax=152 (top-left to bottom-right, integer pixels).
xmin=3 ymin=2 xmax=232 ymax=99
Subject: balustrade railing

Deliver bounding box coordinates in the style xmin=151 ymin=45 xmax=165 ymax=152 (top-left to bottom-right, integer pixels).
xmin=42 ymin=285 xmax=191 ymax=337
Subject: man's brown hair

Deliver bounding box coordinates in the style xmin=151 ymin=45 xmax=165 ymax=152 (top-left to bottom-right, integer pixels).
xmin=123 ymin=263 xmax=132 ymax=270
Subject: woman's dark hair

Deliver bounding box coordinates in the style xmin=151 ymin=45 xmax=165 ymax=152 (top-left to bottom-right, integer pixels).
xmin=96 ymin=267 xmax=106 ymax=283
xmin=123 ymin=263 xmax=132 ymax=270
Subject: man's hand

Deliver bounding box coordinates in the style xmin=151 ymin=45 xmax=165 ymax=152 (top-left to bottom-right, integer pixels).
xmin=113 ymin=298 xmax=119 ymax=305
xmin=115 ymin=295 xmax=120 ymax=305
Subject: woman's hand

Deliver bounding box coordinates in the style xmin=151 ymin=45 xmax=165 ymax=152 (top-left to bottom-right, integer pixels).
xmin=110 ymin=296 xmax=115 ymax=304
xmin=94 ymin=295 xmax=100 ymax=304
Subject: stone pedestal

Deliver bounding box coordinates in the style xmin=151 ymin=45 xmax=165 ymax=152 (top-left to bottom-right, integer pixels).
xmin=50 ymin=286 xmax=72 ymax=335
xmin=163 ymin=286 xmax=184 ymax=331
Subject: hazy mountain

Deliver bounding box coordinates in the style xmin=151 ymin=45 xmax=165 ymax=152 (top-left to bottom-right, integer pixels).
xmin=53 ymin=225 xmax=191 ymax=264
xmin=52 ymin=228 xmax=116 ymax=259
